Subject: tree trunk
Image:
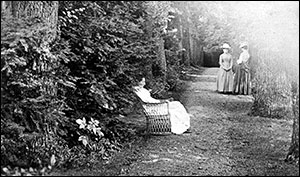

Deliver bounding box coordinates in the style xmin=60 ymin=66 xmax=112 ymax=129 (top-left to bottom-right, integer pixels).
xmin=158 ymin=37 xmax=167 ymax=80
xmin=2 ymin=1 xmax=59 ymax=95
xmin=177 ymin=18 xmax=187 ymax=66
xmin=191 ymin=39 xmax=202 ymax=67
xmin=182 ymin=27 xmax=190 ymax=66
xmin=1 ymin=1 xmax=13 ymax=16
xmin=183 ymin=27 xmax=190 ymax=66
xmin=144 ymin=1 xmax=169 ymax=83
xmin=178 ymin=24 xmax=183 ymax=51
xmin=188 ymin=27 xmax=193 ymax=66
xmin=178 ymin=24 xmax=184 ymax=62
xmin=3 ymin=1 xmax=58 ymax=45
xmin=199 ymin=43 xmax=204 ymax=66
xmin=1 ymin=1 xmax=7 ymax=14
xmin=286 ymin=82 xmax=299 ymax=163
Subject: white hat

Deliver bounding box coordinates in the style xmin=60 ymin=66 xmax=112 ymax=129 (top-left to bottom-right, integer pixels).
xmin=221 ymin=43 xmax=231 ymax=49
xmin=239 ymin=42 xmax=248 ymax=48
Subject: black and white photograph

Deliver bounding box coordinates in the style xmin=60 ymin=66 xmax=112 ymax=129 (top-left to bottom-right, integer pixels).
xmin=1 ymin=1 xmax=299 ymax=176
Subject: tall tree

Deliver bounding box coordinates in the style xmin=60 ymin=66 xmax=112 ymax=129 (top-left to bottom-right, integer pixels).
xmin=144 ymin=1 xmax=170 ymax=86
xmin=286 ymin=81 xmax=299 ymax=163
xmin=1 ymin=1 xmax=58 ymax=47
xmin=171 ymin=1 xmax=192 ymax=66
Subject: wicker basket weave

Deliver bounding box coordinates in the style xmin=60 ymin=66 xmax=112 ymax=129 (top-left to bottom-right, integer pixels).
xmin=141 ymin=101 xmax=172 ymax=135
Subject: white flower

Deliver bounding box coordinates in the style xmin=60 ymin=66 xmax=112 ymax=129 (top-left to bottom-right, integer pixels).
xmin=89 ymin=117 xmax=99 ymax=126
xmin=94 ymin=127 xmax=104 ymax=137
xmin=87 ymin=123 xmax=95 ymax=131
xmin=76 ymin=117 xmax=87 ymax=129
xmin=78 ymin=135 xmax=88 ymax=146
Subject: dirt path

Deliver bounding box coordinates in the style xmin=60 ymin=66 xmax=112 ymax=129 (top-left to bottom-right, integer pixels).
xmin=51 ymin=67 xmax=299 ymax=176
xmin=118 ymin=67 xmax=298 ymax=176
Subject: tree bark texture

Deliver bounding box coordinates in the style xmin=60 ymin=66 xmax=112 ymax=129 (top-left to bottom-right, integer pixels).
xmin=2 ymin=1 xmax=58 ymax=45
xmin=178 ymin=24 xmax=183 ymax=51
xmin=188 ymin=27 xmax=193 ymax=66
xmin=158 ymin=37 xmax=167 ymax=79
xmin=189 ymin=36 xmax=204 ymax=67
xmin=2 ymin=1 xmax=60 ymax=96
xmin=182 ymin=27 xmax=191 ymax=66
xmin=144 ymin=1 xmax=169 ymax=82
xmin=286 ymin=82 xmax=299 ymax=163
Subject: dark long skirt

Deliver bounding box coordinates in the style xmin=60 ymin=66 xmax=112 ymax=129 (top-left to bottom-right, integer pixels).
xmin=233 ymin=64 xmax=251 ymax=95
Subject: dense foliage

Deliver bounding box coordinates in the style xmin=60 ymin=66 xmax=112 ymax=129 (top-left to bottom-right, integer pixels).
xmin=1 ymin=1 xmax=171 ymax=171
xmin=1 ymin=14 xmax=66 ymax=168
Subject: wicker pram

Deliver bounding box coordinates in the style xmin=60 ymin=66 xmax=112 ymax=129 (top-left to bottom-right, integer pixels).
xmin=140 ymin=100 xmax=172 ymax=135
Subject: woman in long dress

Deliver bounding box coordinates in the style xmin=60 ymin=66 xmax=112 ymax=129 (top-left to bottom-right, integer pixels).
xmin=133 ymin=78 xmax=191 ymax=134
xmin=233 ymin=42 xmax=251 ymax=95
xmin=216 ymin=43 xmax=234 ymax=93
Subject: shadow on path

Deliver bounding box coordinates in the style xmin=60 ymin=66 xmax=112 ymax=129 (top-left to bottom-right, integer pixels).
xmin=50 ymin=67 xmax=299 ymax=176
xmin=117 ymin=68 xmax=298 ymax=176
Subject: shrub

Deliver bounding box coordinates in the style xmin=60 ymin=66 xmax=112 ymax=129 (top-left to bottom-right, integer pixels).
xmin=250 ymin=52 xmax=293 ymax=119
xmin=1 ymin=1 xmax=176 ymax=171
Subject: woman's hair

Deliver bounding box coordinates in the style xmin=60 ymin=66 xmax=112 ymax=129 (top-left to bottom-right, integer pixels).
xmin=133 ymin=75 xmax=146 ymax=87
xmin=241 ymin=46 xmax=248 ymax=50
xmin=135 ymin=75 xmax=145 ymax=82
